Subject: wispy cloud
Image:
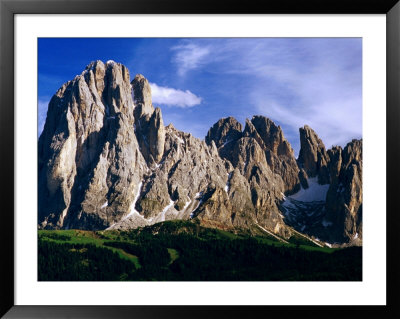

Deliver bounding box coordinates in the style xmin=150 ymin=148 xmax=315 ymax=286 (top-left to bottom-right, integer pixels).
xmin=150 ymin=83 xmax=202 ymax=108
xmin=253 ymin=97 xmax=362 ymax=153
xmin=38 ymin=99 xmax=49 ymax=137
xmin=171 ymin=43 xmax=210 ymax=76
xmin=248 ymin=41 xmax=362 ymax=151
xmin=170 ymin=38 xmax=362 ymax=152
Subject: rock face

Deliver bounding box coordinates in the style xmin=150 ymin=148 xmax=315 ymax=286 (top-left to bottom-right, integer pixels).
xmin=280 ymin=138 xmax=362 ymax=245
xmin=324 ymin=140 xmax=363 ymax=243
xmin=131 ymin=75 xmax=165 ymax=164
xmin=39 ymin=60 xmax=362 ymax=245
xmin=298 ymin=125 xmax=330 ymax=184
xmin=38 ymin=60 xmax=147 ymax=230
xmin=205 ymin=117 xmax=243 ymax=162
xmin=132 ymin=74 xmax=153 ymax=116
xmin=205 ymin=116 xmax=295 ymax=237
xmin=247 ymin=116 xmax=300 ymax=194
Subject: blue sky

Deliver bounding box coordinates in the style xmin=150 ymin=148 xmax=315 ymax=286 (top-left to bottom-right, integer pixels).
xmin=38 ymin=38 xmax=362 ymax=155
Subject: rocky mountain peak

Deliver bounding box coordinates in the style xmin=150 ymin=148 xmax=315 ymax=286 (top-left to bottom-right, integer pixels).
xmin=131 ymin=74 xmax=165 ymax=164
xmin=327 ymin=146 xmax=342 ymax=184
xmin=131 ymin=73 xmax=154 ymax=119
xmin=323 ymin=139 xmax=362 ymax=243
xmin=38 ymin=60 xmax=146 ymax=230
xmin=205 ymin=116 xmax=243 ymax=148
xmin=242 ymin=116 xmax=299 ymax=194
xmin=38 ymin=60 xmax=362 ymax=246
xmin=250 ymin=116 xmax=290 ymax=156
xmin=147 ymin=107 xmax=165 ymax=163
xmin=243 ymin=118 xmax=267 ymax=149
xmin=205 ymin=117 xmax=243 ymax=165
xmin=298 ymin=125 xmax=330 ymax=184
xmin=205 ymin=116 xmax=242 ymax=148
xmin=342 ymin=139 xmax=362 ymax=169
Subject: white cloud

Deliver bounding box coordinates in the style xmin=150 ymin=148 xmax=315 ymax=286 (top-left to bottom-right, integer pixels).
xmin=171 ymin=43 xmax=210 ymax=76
xmin=150 ymin=83 xmax=202 ymax=108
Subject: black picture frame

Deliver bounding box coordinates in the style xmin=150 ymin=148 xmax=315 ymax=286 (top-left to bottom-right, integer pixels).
xmin=1 ymin=0 xmax=399 ymax=318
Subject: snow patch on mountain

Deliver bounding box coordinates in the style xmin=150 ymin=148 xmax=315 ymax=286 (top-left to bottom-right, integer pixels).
xmin=122 ymin=182 xmax=143 ymax=221
xmin=287 ymin=177 xmax=329 ymax=202
xmin=160 ymin=199 xmax=175 ymax=222
xmin=101 ymin=201 xmax=108 ymax=209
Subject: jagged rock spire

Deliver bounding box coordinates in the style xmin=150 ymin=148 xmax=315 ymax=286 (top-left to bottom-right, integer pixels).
xmin=324 ymin=139 xmax=362 ymax=243
xmin=248 ymin=116 xmax=300 ymax=193
xmin=250 ymin=116 xmax=293 ymax=157
xmin=205 ymin=116 xmax=243 ymax=148
xmin=298 ymin=125 xmax=330 ymax=184
xmin=131 ymin=74 xmax=165 ymax=163
xmin=131 ymin=74 xmax=154 ymax=117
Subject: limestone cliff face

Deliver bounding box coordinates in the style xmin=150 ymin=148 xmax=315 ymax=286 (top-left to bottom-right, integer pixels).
xmin=38 ymin=60 xmax=147 ymax=230
xmin=205 ymin=116 xmax=295 ymax=238
xmin=132 ymin=74 xmax=153 ymax=117
xmin=324 ymin=140 xmax=363 ymax=244
xmin=298 ymin=125 xmax=330 ymax=184
xmin=39 ymin=60 xmax=362 ymax=245
xmin=247 ymin=116 xmax=300 ymax=194
xmin=131 ymin=75 xmax=165 ymax=164
xmin=280 ymin=135 xmax=362 ymax=245
xmin=205 ymin=116 xmax=243 ymax=163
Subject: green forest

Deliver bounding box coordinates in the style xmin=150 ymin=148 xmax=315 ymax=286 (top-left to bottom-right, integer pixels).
xmin=38 ymin=220 xmax=362 ymax=281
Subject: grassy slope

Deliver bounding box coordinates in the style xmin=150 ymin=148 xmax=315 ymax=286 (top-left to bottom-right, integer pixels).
xmin=167 ymin=248 xmax=179 ymax=264
xmin=39 ymin=230 xmax=141 ymax=269
xmin=38 ymin=220 xmax=359 ymax=281
xmin=39 ymin=219 xmax=334 ymax=257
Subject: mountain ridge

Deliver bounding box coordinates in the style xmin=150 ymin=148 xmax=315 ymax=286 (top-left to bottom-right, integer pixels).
xmin=38 ymin=60 xmax=362 ymax=246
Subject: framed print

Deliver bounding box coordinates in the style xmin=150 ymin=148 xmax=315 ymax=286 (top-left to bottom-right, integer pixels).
xmin=1 ymin=0 xmax=399 ymax=318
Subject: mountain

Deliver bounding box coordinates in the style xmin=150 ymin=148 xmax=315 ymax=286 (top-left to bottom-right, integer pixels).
xmin=38 ymin=60 xmax=362 ymax=246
